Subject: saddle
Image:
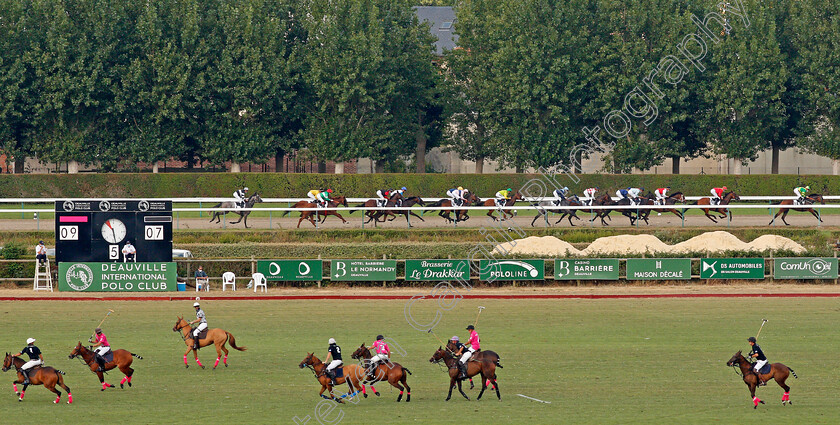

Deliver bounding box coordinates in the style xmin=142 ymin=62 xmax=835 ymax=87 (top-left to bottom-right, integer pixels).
xmin=757 ymin=363 xmax=771 ymax=374
xmin=102 ymin=351 xmax=114 ymax=363
xmin=192 ymin=327 xmax=209 ymax=340
xmin=377 ymin=199 xmax=387 ymax=207
xmin=333 ymin=367 xmax=344 ymax=378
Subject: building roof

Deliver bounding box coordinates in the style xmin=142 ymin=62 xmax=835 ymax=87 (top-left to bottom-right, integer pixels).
xmin=413 ymin=6 xmax=457 ymax=55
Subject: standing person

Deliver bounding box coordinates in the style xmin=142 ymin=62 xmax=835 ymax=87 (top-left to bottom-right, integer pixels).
xmin=748 ymin=337 xmax=768 ymax=386
xmin=654 ymin=187 xmax=670 ymax=205
xmin=581 ymin=187 xmax=599 ymax=206
xmin=121 ymin=241 xmax=136 ymax=262
xmin=90 ymin=328 xmax=110 ymax=372
xmin=324 ymin=338 xmax=343 ymax=386
xmin=793 ymin=185 xmax=810 ymax=205
xmin=367 ymin=335 xmax=390 ymax=380
xmin=188 ymin=302 xmax=207 ymax=350
xmin=35 ymin=241 xmax=48 ymax=265
xmin=233 ymin=187 xmax=249 ymax=209
xmin=710 ymin=186 xmax=727 ymax=205
xmin=13 ymin=338 xmax=43 ymax=385
xmin=458 ymin=325 xmax=480 ymax=379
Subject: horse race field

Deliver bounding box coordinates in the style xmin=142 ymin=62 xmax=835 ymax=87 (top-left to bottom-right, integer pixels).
xmin=1 ymin=291 xmax=838 ymax=424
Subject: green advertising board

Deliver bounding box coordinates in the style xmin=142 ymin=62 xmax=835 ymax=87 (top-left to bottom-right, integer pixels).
xmin=257 ymin=260 xmax=322 ymax=281
xmin=554 ymin=259 xmax=619 ymax=280
xmin=405 ymin=259 xmax=470 ymax=281
xmin=330 ymin=260 xmax=397 ymax=281
xmin=479 ymin=260 xmax=544 ymax=281
xmin=626 ymin=259 xmax=691 ymax=280
xmin=774 ymin=257 xmax=838 ymax=279
xmin=58 ymin=262 xmax=177 ymax=292
xmin=700 ymin=258 xmax=764 ymax=279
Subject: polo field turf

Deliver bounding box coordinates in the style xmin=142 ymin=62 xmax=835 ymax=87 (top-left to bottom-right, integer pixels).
xmin=0 ymin=296 xmax=836 ymax=423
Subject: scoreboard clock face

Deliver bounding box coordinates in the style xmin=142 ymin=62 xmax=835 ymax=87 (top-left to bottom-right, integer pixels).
xmin=55 ymin=200 xmax=173 ymax=263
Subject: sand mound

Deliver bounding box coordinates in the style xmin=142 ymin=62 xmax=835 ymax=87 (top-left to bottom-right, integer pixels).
xmin=493 ymin=231 xmax=807 ymax=256
xmin=492 ymin=236 xmax=581 ymax=256
xmin=671 ymin=231 xmax=752 ymax=254
xmin=749 ymin=235 xmax=806 ymax=253
xmin=582 ymin=234 xmax=671 ymax=255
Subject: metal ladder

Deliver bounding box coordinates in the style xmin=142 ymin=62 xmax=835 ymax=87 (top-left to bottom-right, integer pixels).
xmin=34 ymin=258 xmax=53 ymax=292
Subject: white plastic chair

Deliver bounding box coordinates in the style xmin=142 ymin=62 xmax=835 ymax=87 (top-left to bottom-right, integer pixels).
xmin=252 ymin=273 xmax=267 ymax=293
xmin=222 ymin=271 xmax=236 ymax=291
xmin=196 ymin=277 xmax=209 ymax=292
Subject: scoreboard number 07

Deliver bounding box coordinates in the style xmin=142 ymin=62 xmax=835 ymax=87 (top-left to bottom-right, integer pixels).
xmin=145 ymin=225 xmax=164 ymax=241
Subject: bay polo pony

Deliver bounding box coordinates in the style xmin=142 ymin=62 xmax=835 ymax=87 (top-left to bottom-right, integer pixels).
xmin=3 ymin=353 xmax=72 ymax=403
xmin=69 ymin=342 xmax=142 ymax=391
xmin=173 ymin=316 xmax=246 ymax=369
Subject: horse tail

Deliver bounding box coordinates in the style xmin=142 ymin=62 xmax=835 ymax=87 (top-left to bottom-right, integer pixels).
xmin=131 ymin=353 xmax=143 ymax=360
xmin=425 ymin=200 xmax=444 ymax=212
xmin=281 ymin=209 xmax=290 ymax=217
xmin=403 ymin=367 xmax=412 ymax=375
xmin=494 ymin=359 xmax=503 ymax=368
xmin=226 ymin=331 xmax=247 ymax=351
xmin=55 ymin=369 xmax=66 ymax=376
xmin=788 ymin=367 xmax=798 ymax=378
xmin=681 ymin=200 xmax=698 ymax=215
xmin=349 ymin=203 xmax=367 ymax=214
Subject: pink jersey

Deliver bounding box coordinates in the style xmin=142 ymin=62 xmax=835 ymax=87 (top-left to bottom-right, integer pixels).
xmin=468 ymin=330 xmax=480 ymax=350
xmin=96 ymin=333 xmax=110 ymax=347
xmin=373 ymin=340 xmax=389 ymax=354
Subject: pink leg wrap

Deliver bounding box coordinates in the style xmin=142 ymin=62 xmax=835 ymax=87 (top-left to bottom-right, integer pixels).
xmin=127 ymin=376 xmax=132 ymax=383
xmin=400 ymin=391 xmax=404 ymax=394
xmin=223 ymin=355 xmax=228 ymax=364
xmin=102 ymin=382 xmax=109 ymax=390
xmin=371 ymin=386 xmax=377 ymax=392
xmin=361 ymin=386 xmax=366 ymax=394
xmin=214 ymin=358 xmax=220 ymax=368
xmin=183 ymin=355 xmax=188 ymax=365
xmin=19 ymin=391 xmax=25 ymax=399
xmin=68 ymin=393 xmax=73 ymax=403
xmin=55 ymin=396 xmax=61 ymax=403
xmin=13 ymin=383 xmax=17 ymax=392
xmin=753 ymin=396 xmax=760 ymax=406
xmin=783 ymin=392 xmax=790 ymax=401
xmin=120 ymin=377 xmax=128 ymax=385
xmin=196 ymin=358 xmax=203 ymax=367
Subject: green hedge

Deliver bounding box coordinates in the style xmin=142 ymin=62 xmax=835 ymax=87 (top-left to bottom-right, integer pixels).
xmin=1 ymin=173 xmax=837 ymax=198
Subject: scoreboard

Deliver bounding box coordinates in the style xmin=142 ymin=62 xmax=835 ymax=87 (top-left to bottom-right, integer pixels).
xmin=55 ymin=200 xmax=173 ymax=263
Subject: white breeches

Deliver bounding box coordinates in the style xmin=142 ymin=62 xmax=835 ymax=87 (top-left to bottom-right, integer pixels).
xmin=459 ymin=348 xmax=476 ymax=364
xmin=21 ymin=359 xmax=42 ymax=370
xmin=193 ymin=322 xmax=207 ymax=336
xmin=710 ymin=189 xmax=719 ymax=198
xmin=376 ymin=190 xmax=387 ymax=200
xmin=307 ymin=193 xmax=318 ymax=202
xmin=794 ymin=189 xmax=804 ymax=198
xmin=95 ymin=346 xmax=111 ymax=356
xmin=326 ymin=360 xmax=343 ymax=371
xmin=754 ymin=360 xmax=768 ymax=372
xmin=370 ymin=353 xmax=388 ymax=365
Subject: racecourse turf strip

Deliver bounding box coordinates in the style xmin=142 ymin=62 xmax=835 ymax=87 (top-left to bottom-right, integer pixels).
xmin=0 ymin=297 xmax=837 ymax=424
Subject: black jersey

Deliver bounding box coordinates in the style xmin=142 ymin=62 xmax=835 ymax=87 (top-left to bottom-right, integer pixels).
xmin=328 ymin=344 xmax=342 ymax=361
xmin=750 ymin=344 xmax=766 ymax=361
xmin=21 ymin=346 xmax=41 ymax=360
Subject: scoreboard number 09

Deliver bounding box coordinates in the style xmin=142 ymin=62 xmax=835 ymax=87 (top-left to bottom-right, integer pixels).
xmin=59 ymin=225 xmax=79 ymax=241
xmin=145 ymin=225 xmax=164 ymax=241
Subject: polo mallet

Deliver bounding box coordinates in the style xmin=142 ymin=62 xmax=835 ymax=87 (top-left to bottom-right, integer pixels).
xmin=427 ymin=329 xmax=447 ymax=347
xmin=89 ymin=309 xmax=115 ymax=342
xmin=474 ymin=306 xmax=486 ymax=328
xmin=755 ymin=318 xmax=768 ymax=339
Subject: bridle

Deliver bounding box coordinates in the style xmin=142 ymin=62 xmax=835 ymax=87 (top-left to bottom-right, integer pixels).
xmin=69 ymin=344 xmax=96 ymax=369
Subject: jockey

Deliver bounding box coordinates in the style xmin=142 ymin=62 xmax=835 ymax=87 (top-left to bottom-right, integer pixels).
xmin=90 ymin=328 xmax=111 ymax=372
xmin=233 ymin=187 xmax=249 ymax=209
xmin=367 ymin=335 xmax=390 ymax=379
xmin=391 ymin=187 xmax=407 ymax=207
xmin=188 ymin=302 xmax=207 ymax=350
xmin=581 ymin=187 xmax=599 ymax=206
xmin=654 ymin=187 xmax=670 ymax=205
xmin=324 ymin=338 xmax=343 ymax=386
xmin=710 ymin=186 xmax=727 ymax=205
xmin=308 ymin=189 xmax=333 ymax=208
xmin=447 ymin=187 xmax=467 ymax=207
xmin=627 ymin=187 xmax=643 ymax=205
xmin=748 ymin=337 xmax=768 ymax=386
xmin=552 ymin=187 xmax=570 ymax=206
xmin=794 ymin=186 xmax=809 ymax=205
xmin=494 ymin=188 xmax=512 ymax=208
xmin=458 ymin=325 xmax=480 ymax=379
xmin=375 ymin=188 xmax=391 ymax=207
xmin=14 ymin=338 xmax=43 ymax=385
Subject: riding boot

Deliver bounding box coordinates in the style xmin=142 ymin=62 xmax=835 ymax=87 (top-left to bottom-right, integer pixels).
xmin=458 ymin=362 xmax=467 ymax=379
xmin=96 ymin=354 xmax=106 ymax=372
xmin=328 ymin=370 xmax=337 ymax=386
xmin=21 ymin=369 xmax=30 ymax=385
xmin=193 ymin=336 xmax=200 ymax=350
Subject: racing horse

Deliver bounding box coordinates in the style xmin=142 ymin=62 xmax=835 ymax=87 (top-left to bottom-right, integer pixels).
xmin=481 ymin=192 xmax=524 ymax=221
xmin=384 ymin=196 xmax=426 ymax=228
xmin=727 ymin=351 xmax=797 ymax=408
xmin=299 ymin=353 xmax=364 ymax=403
xmin=429 ymin=347 xmax=501 ymax=401
xmin=282 ymin=195 xmax=349 ymax=228
xmin=172 ymin=316 xmax=246 ymax=369
xmin=684 ymin=191 xmax=740 ymax=223
xmin=636 ymin=192 xmax=687 ymax=223
xmin=425 ymin=192 xmax=480 ymax=223
xmin=769 ymin=193 xmax=825 ymax=225
xmin=68 ymin=342 xmax=142 ymax=391
xmin=350 ymin=343 xmax=412 ymax=402
xmin=586 ymin=194 xmax=615 ymax=226
xmin=208 ymin=193 xmax=264 ymax=228
xmin=2 ymin=353 xmax=72 ymax=403
xmin=351 ymin=193 xmax=405 ymax=225
xmin=529 ymin=196 xmax=584 ymax=227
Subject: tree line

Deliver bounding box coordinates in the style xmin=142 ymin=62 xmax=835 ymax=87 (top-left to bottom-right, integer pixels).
xmin=0 ymin=0 xmax=837 ymax=174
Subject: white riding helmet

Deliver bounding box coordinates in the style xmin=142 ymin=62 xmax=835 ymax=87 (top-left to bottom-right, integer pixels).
xmin=26 ymin=338 xmax=36 ymax=344
xmin=244 ymin=187 xmax=249 ymax=191
xmin=450 ymin=336 xmax=459 ymax=341
xmin=193 ymin=302 xmax=200 ymax=307
xmin=328 ymin=338 xmax=336 ymax=344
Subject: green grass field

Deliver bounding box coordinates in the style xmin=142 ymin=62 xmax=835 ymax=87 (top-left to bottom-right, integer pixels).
xmin=0 ymin=297 xmax=836 ymax=423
